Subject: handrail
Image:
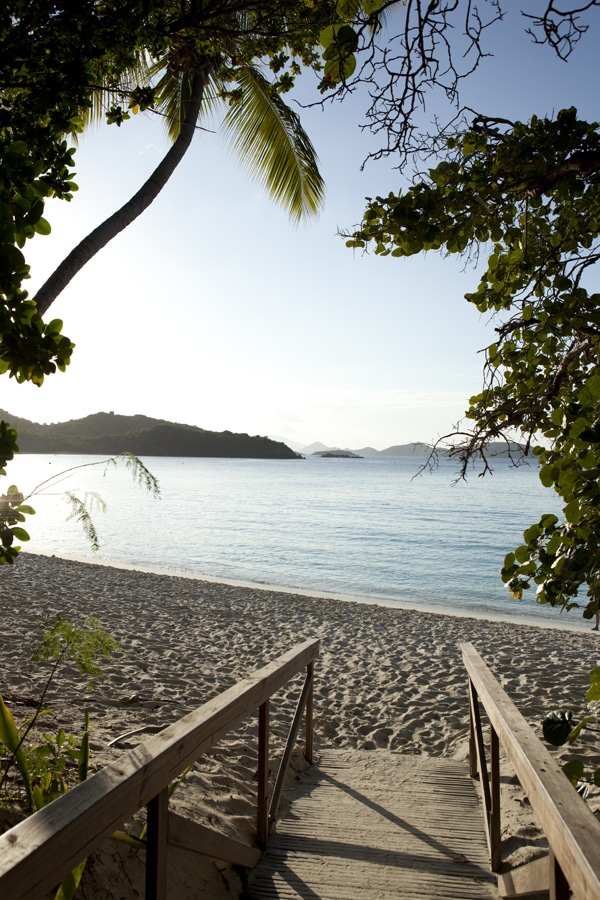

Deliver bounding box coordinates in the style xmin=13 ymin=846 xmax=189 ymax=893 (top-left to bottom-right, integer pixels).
xmin=461 ymin=641 xmax=600 ymax=900
xmin=0 ymin=637 xmax=319 ymax=900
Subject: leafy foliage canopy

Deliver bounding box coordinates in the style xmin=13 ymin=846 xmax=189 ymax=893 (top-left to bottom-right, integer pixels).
xmin=347 ymin=107 xmax=600 ymax=615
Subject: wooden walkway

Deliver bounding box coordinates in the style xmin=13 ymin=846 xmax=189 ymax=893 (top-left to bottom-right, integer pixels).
xmin=249 ymin=750 xmax=498 ymax=899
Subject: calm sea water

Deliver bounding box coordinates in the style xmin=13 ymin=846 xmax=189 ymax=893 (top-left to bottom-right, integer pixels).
xmin=2 ymin=453 xmax=575 ymax=624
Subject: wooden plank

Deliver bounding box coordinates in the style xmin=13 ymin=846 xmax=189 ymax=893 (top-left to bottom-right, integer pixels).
xmin=305 ymin=660 xmax=314 ymax=764
xmin=461 ymin=642 xmax=600 ymax=900
xmin=490 ymin=723 xmax=501 ymax=872
xmin=167 ymin=812 xmax=260 ymax=868
xmin=250 ymin=751 xmax=497 ymax=899
xmin=469 ymin=684 xmax=478 ymax=779
xmin=0 ymin=638 xmax=319 ymax=900
xmin=469 ymin=679 xmax=493 ymax=860
xmin=257 ymin=700 xmax=270 ymax=851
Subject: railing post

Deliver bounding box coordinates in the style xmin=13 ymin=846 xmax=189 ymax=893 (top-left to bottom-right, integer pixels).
xmin=305 ymin=660 xmax=314 ymax=764
xmin=468 ymin=678 xmax=477 ymax=779
xmin=490 ymin=724 xmax=502 ymax=873
xmin=257 ymin=700 xmax=270 ymax=851
xmin=146 ymin=787 xmax=169 ymax=900
xmin=469 ymin=679 xmax=496 ymax=868
xmin=549 ymin=849 xmax=570 ymax=900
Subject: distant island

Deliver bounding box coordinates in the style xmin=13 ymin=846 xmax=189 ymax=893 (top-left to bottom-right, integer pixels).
xmin=0 ymin=411 xmax=300 ymax=459
xmin=311 ymin=450 xmax=363 ymax=458
xmin=299 ymin=440 xmax=529 ymax=458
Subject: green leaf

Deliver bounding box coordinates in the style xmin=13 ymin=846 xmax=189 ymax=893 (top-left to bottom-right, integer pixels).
xmin=553 ymin=274 xmax=572 ymax=291
xmin=319 ymin=24 xmax=358 ymax=53
xmin=0 ymin=693 xmax=33 ymax=809
xmin=319 ymin=26 xmax=337 ymax=48
xmin=33 ymin=784 xmax=46 ymax=811
xmin=564 ymin=500 xmax=582 ymax=524
xmin=16 ymin=505 xmax=35 ymax=516
xmin=110 ymin=830 xmax=146 ymax=849
xmin=562 ymin=759 xmax=585 ymax=786
xmin=332 ymin=24 xmax=358 ymax=52
xmin=567 ymin=716 xmax=594 ymax=744
xmin=589 ymin=666 xmax=600 ymax=685
xmin=33 ymin=217 xmax=51 ymax=236
xmin=586 ymin=374 xmax=600 ymax=398
xmin=586 ymin=667 xmax=600 ymax=702
xmin=523 ymin=523 xmax=542 ymax=544
xmin=336 ymin=0 xmax=359 ymax=19
xmin=54 ymin=859 xmax=86 ymax=900
xmin=324 ymin=52 xmax=357 ymax=83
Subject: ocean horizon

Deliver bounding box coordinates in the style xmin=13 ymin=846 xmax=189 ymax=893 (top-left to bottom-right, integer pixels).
xmin=3 ymin=452 xmax=583 ymax=629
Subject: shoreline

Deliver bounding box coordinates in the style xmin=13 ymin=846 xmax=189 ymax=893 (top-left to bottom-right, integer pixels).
xmin=4 ymin=552 xmax=598 ymax=749
xmin=26 ymin=549 xmax=592 ymax=632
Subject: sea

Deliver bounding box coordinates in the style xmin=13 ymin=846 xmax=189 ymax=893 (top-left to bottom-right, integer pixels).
xmin=1 ymin=452 xmax=584 ymax=627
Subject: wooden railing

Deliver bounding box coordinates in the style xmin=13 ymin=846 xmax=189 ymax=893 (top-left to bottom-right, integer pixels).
xmin=0 ymin=638 xmax=319 ymax=900
xmin=462 ymin=641 xmax=600 ymax=900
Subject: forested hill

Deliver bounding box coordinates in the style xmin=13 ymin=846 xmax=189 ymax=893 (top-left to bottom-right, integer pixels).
xmin=0 ymin=411 xmax=300 ymax=459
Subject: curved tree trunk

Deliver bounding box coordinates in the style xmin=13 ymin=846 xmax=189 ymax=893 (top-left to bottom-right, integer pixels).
xmin=34 ymin=64 xmax=210 ymax=318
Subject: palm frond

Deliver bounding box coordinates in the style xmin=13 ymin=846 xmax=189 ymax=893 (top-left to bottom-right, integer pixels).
xmin=83 ymin=53 xmax=155 ymax=130
xmin=150 ymin=62 xmax=221 ymax=142
xmin=64 ymin=492 xmax=106 ymax=552
xmin=109 ymin=452 xmax=161 ymax=498
xmin=221 ymin=66 xmax=325 ymax=222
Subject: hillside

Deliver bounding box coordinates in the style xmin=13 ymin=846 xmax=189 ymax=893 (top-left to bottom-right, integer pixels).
xmin=0 ymin=411 xmax=299 ymax=459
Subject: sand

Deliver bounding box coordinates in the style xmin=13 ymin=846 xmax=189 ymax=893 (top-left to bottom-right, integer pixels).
xmin=1 ymin=553 xmax=599 ymax=898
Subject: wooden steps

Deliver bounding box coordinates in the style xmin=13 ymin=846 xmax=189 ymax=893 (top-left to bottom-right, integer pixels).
xmin=249 ymin=750 xmax=498 ymax=899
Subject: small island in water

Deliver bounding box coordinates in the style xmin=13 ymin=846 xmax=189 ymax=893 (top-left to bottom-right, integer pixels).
xmin=0 ymin=410 xmax=300 ymax=459
xmin=311 ymin=450 xmax=363 ymax=458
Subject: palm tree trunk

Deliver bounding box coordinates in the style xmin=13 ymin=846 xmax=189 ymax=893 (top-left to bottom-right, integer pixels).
xmin=34 ymin=64 xmax=210 ymax=318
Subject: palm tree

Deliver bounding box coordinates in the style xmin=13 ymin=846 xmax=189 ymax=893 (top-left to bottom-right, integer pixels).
xmin=33 ymin=15 xmax=326 ymax=318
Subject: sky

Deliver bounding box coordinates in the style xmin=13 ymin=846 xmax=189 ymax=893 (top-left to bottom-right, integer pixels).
xmin=3 ymin=6 xmax=599 ymax=451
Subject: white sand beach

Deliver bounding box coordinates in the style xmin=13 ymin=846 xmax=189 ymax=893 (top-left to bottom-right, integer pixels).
xmin=1 ymin=553 xmax=599 ymax=898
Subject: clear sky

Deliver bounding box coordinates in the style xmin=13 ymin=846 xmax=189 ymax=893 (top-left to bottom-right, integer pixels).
xmin=3 ymin=8 xmax=598 ymax=451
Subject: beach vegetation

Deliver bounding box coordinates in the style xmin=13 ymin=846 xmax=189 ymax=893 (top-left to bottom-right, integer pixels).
xmin=0 ymin=616 xmax=119 ymax=897
xmin=346 ymin=106 xmax=600 ymax=615
xmin=542 ymin=665 xmax=600 ymax=797
xmin=0 ymin=616 xmax=119 ymax=813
